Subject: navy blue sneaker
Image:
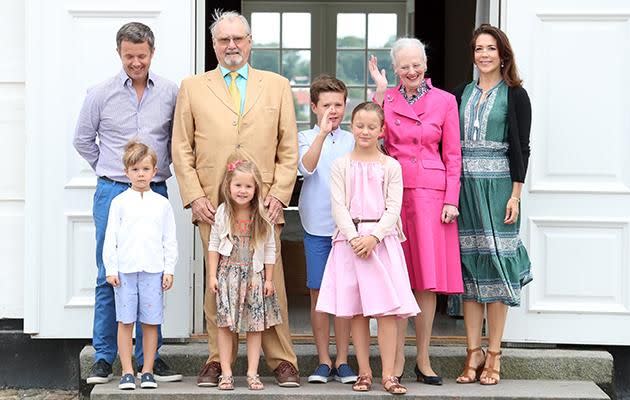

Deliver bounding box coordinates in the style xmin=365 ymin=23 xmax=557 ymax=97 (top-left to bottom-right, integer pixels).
xmin=118 ymin=373 xmax=136 ymax=390
xmin=87 ymin=359 xmax=113 ymax=384
xmin=140 ymin=372 xmax=158 ymax=389
xmin=308 ymin=364 xmax=335 ymax=383
xmin=334 ymin=363 xmax=358 ymax=384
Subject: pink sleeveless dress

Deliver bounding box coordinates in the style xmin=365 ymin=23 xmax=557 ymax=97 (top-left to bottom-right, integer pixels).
xmin=316 ymin=160 xmax=420 ymax=318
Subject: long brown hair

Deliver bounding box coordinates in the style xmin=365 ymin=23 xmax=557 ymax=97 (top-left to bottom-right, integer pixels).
xmin=219 ymin=156 xmax=270 ymax=247
xmin=471 ymin=24 xmax=522 ymax=87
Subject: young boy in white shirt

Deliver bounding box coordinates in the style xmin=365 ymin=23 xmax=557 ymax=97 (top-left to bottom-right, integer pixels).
xmin=103 ymin=141 xmax=178 ymax=390
xmin=298 ymin=75 xmax=357 ymax=384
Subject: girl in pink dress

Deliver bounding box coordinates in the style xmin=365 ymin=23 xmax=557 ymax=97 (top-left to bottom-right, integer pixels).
xmin=316 ymin=102 xmax=420 ymax=395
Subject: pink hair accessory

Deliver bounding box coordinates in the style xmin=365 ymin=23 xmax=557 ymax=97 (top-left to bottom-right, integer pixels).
xmin=226 ymin=159 xmax=245 ymax=172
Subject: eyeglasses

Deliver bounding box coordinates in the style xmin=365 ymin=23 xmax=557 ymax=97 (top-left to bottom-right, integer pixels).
xmin=215 ymin=35 xmax=250 ymax=46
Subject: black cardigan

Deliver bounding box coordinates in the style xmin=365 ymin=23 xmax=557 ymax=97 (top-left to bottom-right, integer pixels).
xmin=453 ymin=82 xmax=532 ymax=183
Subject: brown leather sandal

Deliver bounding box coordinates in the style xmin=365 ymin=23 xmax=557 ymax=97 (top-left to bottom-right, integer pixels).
xmin=382 ymin=376 xmax=407 ymax=395
xmin=218 ymin=375 xmax=234 ymax=390
xmin=480 ymin=350 xmax=502 ymax=385
xmin=352 ymin=374 xmax=372 ymax=392
xmin=247 ymin=374 xmax=264 ymax=390
xmin=456 ymin=346 xmax=486 ymax=384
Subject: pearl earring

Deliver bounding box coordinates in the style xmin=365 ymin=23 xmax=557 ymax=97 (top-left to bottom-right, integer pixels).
xmin=501 ymin=62 xmax=505 ymax=68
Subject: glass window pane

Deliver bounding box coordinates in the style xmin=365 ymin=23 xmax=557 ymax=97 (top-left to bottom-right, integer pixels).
xmin=368 ymin=49 xmax=397 ymax=86
xmin=337 ymin=13 xmax=365 ymax=48
xmin=336 ymin=51 xmax=365 ymax=86
xmin=251 ymin=50 xmax=280 ymax=74
xmin=343 ymin=87 xmax=366 ymax=122
xmin=251 ymin=13 xmax=280 ymax=48
xmin=368 ymin=14 xmax=397 ymax=48
xmin=282 ymin=13 xmax=311 ymax=48
xmin=292 ymin=87 xmax=311 ymax=123
xmin=282 ymin=50 xmax=311 ymax=84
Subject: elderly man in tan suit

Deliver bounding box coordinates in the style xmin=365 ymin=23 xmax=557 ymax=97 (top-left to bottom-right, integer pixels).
xmin=171 ymin=10 xmax=299 ymax=387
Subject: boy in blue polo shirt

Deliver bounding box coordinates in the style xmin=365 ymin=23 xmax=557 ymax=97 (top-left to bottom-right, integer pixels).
xmin=298 ymin=75 xmax=357 ymax=384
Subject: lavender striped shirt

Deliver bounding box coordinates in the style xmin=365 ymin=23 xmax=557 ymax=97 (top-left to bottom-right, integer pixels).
xmin=73 ymin=69 xmax=178 ymax=182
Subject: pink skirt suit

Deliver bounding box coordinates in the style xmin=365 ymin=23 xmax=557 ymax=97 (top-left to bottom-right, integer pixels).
xmin=381 ymin=82 xmax=463 ymax=294
xmin=316 ymin=155 xmax=419 ymax=318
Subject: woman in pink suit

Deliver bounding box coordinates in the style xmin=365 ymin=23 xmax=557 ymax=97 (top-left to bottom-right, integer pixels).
xmin=369 ymin=38 xmax=463 ymax=385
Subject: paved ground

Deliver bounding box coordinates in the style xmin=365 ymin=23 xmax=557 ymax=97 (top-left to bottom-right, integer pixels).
xmin=0 ymin=389 xmax=78 ymax=400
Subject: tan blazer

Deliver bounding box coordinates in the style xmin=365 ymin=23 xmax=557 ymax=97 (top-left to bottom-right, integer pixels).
xmin=171 ymin=66 xmax=298 ymax=217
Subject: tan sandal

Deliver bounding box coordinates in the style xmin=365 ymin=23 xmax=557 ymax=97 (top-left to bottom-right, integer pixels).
xmin=352 ymin=374 xmax=372 ymax=392
xmin=456 ymin=346 xmax=486 ymax=384
xmin=382 ymin=376 xmax=407 ymax=395
xmin=480 ymin=350 xmax=502 ymax=385
xmin=218 ymin=375 xmax=234 ymax=390
xmin=247 ymin=374 xmax=264 ymax=390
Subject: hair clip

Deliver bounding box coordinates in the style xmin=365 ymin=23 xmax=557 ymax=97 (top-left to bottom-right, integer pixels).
xmin=226 ymin=159 xmax=244 ymax=172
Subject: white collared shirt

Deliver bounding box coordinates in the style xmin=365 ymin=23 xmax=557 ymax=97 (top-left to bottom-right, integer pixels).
xmin=298 ymin=126 xmax=355 ymax=236
xmin=103 ymin=188 xmax=178 ymax=276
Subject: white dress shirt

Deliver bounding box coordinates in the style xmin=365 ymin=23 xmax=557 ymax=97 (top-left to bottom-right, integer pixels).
xmin=103 ymin=188 xmax=178 ymax=276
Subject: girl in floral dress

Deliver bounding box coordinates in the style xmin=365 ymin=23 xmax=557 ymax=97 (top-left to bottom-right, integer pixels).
xmin=208 ymin=157 xmax=281 ymax=391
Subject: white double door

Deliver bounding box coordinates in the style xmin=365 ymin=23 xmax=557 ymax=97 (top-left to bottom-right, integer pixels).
xmin=24 ymin=0 xmax=195 ymax=338
xmin=502 ymin=0 xmax=630 ymax=345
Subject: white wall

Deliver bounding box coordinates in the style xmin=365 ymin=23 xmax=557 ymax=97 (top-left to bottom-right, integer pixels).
xmin=0 ymin=0 xmax=25 ymax=318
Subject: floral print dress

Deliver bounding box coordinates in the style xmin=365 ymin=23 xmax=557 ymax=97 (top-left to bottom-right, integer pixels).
xmin=215 ymin=220 xmax=282 ymax=332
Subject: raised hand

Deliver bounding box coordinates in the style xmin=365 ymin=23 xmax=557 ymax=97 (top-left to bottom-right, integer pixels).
xmin=319 ymin=106 xmax=334 ymax=135
xmin=368 ymin=55 xmax=388 ymax=89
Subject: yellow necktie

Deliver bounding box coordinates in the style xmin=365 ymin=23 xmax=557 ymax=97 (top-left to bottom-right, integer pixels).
xmin=228 ymin=72 xmax=241 ymax=114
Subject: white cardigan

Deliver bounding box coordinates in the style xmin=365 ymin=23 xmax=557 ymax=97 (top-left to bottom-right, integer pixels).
xmin=208 ymin=203 xmax=276 ymax=273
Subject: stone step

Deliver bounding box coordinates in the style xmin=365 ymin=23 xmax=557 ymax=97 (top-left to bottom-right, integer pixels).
xmin=80 ymin=343 xmax=613 ymax=390
xmin=90 ymin=376 xmax=610 ymax=400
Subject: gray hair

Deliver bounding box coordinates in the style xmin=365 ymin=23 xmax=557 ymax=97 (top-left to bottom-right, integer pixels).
xmin=116 ymin=22 xmax=155 ymax=51
xmin=390 ymin=37 xmax=427 ymax=68
xmin=210 ymin=9 xmax=251 ymax=38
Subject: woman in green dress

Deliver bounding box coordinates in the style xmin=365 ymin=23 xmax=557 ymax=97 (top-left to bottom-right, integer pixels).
xmin=453 ymin=24 xmax=533 ymax=385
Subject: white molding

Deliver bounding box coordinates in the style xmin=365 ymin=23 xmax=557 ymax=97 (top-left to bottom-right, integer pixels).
xmin=529 ymin=181 xmax=630 ymax=194
xmin=65 ymin=1 xmax=162 ymax=18
xmin=536 ymin=12 xmax=630 ymax=22
xmin=64 ymin=177 xmax=97 ymax=190
xmin=528 ymin=217 xmax=630 ymax=314
xmin=65 ymin=213 xmax=94 ymax=309
xmin=23 ymin=0 xmax=43 ymax=335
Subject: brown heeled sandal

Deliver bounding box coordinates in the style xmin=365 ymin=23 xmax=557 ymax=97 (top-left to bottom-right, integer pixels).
xmin=352 ymin=374 xmax=372 ymax=392
xmin=480 ymin=350 xmax=502 ymax=385
xmin=456 ymin=346 xmax=486 ymax=384
xmin=382 ymin=376 xmax=407 ymax=395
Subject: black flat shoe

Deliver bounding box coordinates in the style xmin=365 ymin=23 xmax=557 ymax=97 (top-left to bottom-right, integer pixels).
xmin=414 ymin=364 xmax=443 ymax=385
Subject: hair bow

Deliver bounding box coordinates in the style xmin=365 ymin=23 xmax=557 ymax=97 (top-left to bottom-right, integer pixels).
xmin=226 ymin=159 xmax=244 ymax=172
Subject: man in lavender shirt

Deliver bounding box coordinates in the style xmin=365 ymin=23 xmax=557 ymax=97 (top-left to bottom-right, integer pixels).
xmin=73 ymin=22 xmax=181 ymax=385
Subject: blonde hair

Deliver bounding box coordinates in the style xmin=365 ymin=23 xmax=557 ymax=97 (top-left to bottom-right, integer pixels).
xmin=219 ymin=156 xmax=270 ymax=247
xmin=122 ymin=141 xmax=157 ymax=169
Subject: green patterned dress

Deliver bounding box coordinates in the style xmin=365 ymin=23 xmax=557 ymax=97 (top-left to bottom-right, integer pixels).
xmin=457 ymin=80 xmax=532 ymax=306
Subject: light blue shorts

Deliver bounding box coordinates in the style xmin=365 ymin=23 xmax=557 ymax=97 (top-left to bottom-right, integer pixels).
xmin=304 ymin=232 xmax=333 ymax=290
xmin=114 ymin=272 xmax=163 ymax=325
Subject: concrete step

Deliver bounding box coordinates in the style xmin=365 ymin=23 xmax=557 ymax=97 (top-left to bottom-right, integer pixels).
xmin=80 ymin=343 xmax=613 ymax=389
xmin=90 ymin=376 xmax=610 ymax=399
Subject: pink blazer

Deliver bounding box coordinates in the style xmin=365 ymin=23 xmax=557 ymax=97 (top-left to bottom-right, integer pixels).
xmin=381 ymin=80 xmax=462 ymax=206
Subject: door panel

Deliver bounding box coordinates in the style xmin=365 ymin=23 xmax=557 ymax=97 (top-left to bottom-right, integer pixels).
xmin=502 ymin=0 xmax=630 ymax=345
xmin=24 ymin=0 xmax=194 ymax=338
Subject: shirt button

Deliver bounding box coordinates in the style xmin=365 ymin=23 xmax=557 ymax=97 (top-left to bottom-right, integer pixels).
xmin=415 ymin=121 xmax=421 ymax=126
xmin=236 ymin=144 xmax=241 ymax=149
xmin=395 ymin=119 xmax=401 ymax=126
xmin=412 ymin=138 xmax=418 ymax=144
xmin=232 ymin=120 xmax=238 ymax=126
xmin=411 ymin=157 xmax=417 ymax=163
